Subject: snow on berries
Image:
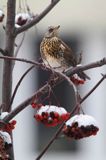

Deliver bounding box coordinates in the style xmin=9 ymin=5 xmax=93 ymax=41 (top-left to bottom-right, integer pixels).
xmin=34 ymin=105 xmax=70 ymax=127
xmin=0 ymin=10 xmax=5 ymax=22
xmin=0 ymin=131 xmax=11 ymax=144
xmin=15 ymin=13 xmax=32 ymax=27
xmin=63 ymin=114 xmax=99 ymax=139
xmin=0 ymin=112 xmax=17 ymax=132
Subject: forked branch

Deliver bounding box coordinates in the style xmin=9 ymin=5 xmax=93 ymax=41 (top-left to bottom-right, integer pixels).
xmin=15 ymin=0 xmax=60 ymax=35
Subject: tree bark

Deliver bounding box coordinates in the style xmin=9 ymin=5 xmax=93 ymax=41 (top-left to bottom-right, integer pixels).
xmin=2 ymin=0 xmax=16 ymax=111
xmin=2 ymin=0 xmax=16 ymax=159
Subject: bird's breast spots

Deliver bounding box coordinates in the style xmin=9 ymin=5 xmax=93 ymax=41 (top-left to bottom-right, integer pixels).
xmin=45 ymin=45 xmax=53 ymax=53
xmin=51 ymin=37 xmax=59 ymax=42
xmin=41 ymin=38 xmax=60 ymax=57
xmin=44 ymin=43 xmax=57 ymax=55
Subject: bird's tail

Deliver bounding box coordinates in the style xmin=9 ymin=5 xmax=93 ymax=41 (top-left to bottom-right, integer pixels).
xmin=78 ymin=71 xmax=90 ymax=80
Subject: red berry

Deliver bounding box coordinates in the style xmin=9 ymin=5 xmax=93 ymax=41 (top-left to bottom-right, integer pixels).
xmin=66 ymin=113 xmax=70 ymax=119
xmin=34 ymin=114 xmax=43 ymax=121
xmin=53 ymin=118 xmax=58 ymax=123
xmin=31 ymin=103 xmax=43 ymax=109
xmin=54 ymin=112 xmax=59 ymax=118
xmin=31 ymin=103 xmax=37 ymax=108
xmin=70 ymin=77 xmax=85 ymax=85
xmin=60 ymin=114 xmax=69 ymax=121
xmin=11 ymin=120 xmax=17 ymax=125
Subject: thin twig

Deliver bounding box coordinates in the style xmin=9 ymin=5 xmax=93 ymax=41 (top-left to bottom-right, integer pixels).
xmin=69 ymin=74 xmax=106 ymax=116
xmin=15 ymin=0 xmax=60 ymax=35
xmin=3 ymin=76 xmax=63 ymax=123
xmin=80 ymin=73 xmax=106 ymax=103
xmin=35 ymin=122 xmax=65 ymax=160
xmin=0 ymin=55 xmax=45 ymax=69
xmin=49 ymin=86 xmax=61 ymax=106
xmin=35 ymin=74 xmax=106 ymax=160
xmin=9 ymin=65 xmax=35 ymax=108
xmin=3 ymin=83 xmax=51 ymax=122
xmin=56 ymin=70 xmax=76 ymax=91
xmin=12 ymin=32 xmax=26 ymax=70
xmin=14 ymin=32 xmax=26 ymax=58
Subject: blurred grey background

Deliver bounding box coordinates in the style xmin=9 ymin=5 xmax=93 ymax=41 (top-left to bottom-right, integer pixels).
xmin=0 ymin=0 xmax=106 ymax=160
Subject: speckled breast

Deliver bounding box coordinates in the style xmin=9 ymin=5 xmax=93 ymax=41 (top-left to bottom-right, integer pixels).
xmin=40 ymin=37 xmax=60 ymax=58
xmin=40 ymin=37 xmax=66 ymax=71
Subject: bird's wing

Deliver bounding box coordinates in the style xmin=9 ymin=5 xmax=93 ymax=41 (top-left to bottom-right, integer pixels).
xmin=58 ymin=39 xmax=90 ymax=80
xmin=58 ymin=38 xmax=77 ymax=66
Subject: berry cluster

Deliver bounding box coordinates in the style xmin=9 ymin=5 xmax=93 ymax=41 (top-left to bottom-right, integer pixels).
xmin=31 ymin=103 xmax=43 ymax=109
xmin=34 ymin=105 xmax=70 ymax=127
xmin=0 ymin=112 xmax=17 ymax=133
xmin=63 ymin=114 xmax=99 ymax=139
xmin=0 ymin=10 xmax=4 ymax=22
xmin=2 ymin=120 xmax=17 ymax=133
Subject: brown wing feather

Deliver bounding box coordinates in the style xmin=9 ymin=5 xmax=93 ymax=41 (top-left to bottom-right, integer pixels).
xmin=58 ymin=39 xmax=90 ymax=80
xmin=58 ymin=39 xmax=77 ymax=67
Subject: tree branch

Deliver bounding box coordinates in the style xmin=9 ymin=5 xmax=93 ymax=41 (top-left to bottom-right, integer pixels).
xmin=66 ymin=57 xmax=106 ymax=76
xmin=35 ymin=122 xmax=65 ymax=160
xmin=2 ymin=0 xmax=16 ymax=112
xmin=2 ymin=0 xmax=16 ymax=159
xmin=2 ymin=76 xmax=65 ymax=123
xmin=0 ymin=55 xmax=45 ymax=68
xmin=15 ymin=0 xmax=60 ymax=35
xmin=80 ymin=73 xmax=106 ymax=103
xmin=0 ymin=56 xmax=106 ymax=75
xmin=9 ymin=65 xmax=35 ymax=108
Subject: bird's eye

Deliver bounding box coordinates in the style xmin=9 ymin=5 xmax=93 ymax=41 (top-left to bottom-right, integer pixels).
xmin=49 ymin=28 xmax=53 ymax=32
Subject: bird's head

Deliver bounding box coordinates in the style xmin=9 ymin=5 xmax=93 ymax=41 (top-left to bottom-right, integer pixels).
xmin=44 ymin=25 xmax=60 ymax=38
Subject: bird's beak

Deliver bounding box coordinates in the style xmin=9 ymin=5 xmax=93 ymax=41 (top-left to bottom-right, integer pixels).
xmin=55 ymin=25 xmax=60 ymax=30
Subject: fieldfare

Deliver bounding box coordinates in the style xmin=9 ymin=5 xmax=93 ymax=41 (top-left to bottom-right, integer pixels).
xmin=40 ymin=25 xmax=90 ymax=80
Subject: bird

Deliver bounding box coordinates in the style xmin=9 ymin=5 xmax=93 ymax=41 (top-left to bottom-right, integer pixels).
xmin=40 ymin=25 xmax=90 ymax=80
